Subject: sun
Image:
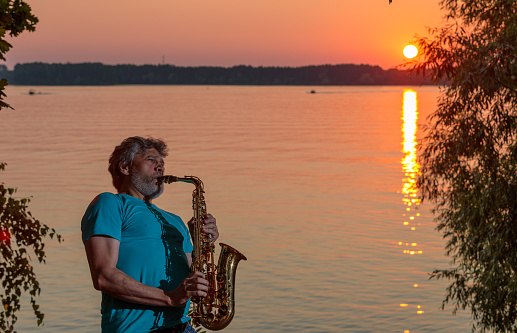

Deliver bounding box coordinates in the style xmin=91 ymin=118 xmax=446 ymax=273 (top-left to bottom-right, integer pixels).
xmin=403 ymin=45 xmax=418 ymax=59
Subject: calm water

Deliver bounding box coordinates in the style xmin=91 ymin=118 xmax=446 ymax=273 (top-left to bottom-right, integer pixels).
xmin=0 ymin=85 xmax=471 ymax=332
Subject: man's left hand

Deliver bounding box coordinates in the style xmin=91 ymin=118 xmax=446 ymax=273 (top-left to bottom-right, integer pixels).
xmin=188 ymin=214 xmax=219 ymax=242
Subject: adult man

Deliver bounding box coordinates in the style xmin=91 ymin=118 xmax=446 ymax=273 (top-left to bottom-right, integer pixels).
xmin=81 ymin=136 xmax=219 ymax=333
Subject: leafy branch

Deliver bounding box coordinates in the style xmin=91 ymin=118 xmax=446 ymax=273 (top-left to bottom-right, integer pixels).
xmin=0 ymin=163 xmax=63 ymax=332
xmin=403 ymin=1 xmax=517 ymax=331
xmin=0 ymin=1 xmax=63 ymax=331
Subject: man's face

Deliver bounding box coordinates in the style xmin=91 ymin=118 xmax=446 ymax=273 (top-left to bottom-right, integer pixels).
xmin=129 ymin=148 xmax=165 ymax=200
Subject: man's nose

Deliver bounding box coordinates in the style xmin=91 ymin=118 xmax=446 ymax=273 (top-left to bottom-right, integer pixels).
xmin=156 ymin=162 xmax=164 ymax=173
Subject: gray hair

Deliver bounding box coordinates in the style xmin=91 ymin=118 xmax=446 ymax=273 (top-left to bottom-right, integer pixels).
xmin=108 ymin=136 xmax=168 ymax=190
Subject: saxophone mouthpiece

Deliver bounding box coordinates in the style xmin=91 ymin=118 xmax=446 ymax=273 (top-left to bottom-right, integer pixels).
xmin=158 ymin=175 xmax=179 ymax=184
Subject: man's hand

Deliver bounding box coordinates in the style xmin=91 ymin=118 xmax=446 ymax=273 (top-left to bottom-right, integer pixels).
xmin=166 ymin=271 xmax=210 ymax=306
xmin=188 ymin=214 xmax=219 ymax=242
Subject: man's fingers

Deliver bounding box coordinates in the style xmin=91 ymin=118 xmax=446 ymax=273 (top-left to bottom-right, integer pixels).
xmin=202 ymin=215 xmax=219 ymax=241
xmin=187 ymin=277 xmax=209 ymax=289
xmin=185 ymin=276 xmax=210 ymax=298
xmin=189 ymin=290 xmax=208 ymax=298
xmin=188 ymin=271 xmax=206 ymax=279
xmin=203 ymin=214 xmax=216 ymax=224
xmin=186 ymin=271 xmax=210 ymax=291
xmin=203 ymin=224 xmax=217 ymax=233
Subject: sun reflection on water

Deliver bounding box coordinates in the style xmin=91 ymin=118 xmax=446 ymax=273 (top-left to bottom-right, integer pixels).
xmin=398 ymin=89 xmax=425 ymax=331
xmin=401 ymin=89 xmax=421 ymax=237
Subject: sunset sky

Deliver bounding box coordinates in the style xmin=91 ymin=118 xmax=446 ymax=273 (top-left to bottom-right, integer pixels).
xmin=4 ymin=0 xmax=444 ymax=70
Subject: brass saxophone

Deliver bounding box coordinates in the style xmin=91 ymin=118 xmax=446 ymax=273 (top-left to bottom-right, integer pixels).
xmin=159 ymin=175 xmax=247 ymax=331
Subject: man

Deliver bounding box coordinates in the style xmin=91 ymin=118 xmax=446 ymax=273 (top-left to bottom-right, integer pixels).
xmin=81 ymin=136 xmax=219 ymax=333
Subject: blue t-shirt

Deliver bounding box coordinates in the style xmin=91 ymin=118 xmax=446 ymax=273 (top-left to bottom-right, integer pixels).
xmin=81 ymin=193 xmax=193 ymax=333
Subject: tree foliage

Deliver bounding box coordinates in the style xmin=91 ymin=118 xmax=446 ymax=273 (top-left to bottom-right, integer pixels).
xmin=0 ymin=1 xmax=62 ymax=332
xmin=0 ymin=0 xmax=37 ymax=110
xmin=0 ymin=163 xmax=63 ymax=332
xmin=404 ymin=0 xmax=517 ymax=331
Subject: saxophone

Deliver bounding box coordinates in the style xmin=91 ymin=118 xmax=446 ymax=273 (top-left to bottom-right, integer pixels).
xmin=159 ymin=175 xmax=247 ymax=331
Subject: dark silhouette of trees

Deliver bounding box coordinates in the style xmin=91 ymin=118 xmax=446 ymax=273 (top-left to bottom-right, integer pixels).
xmin=7 ymin=62 xmax=434 ymax=86
xmin=405 ymin=0 xmax=517 ymax=331
xmin=0 ymin=0 xmax=37 ymax=109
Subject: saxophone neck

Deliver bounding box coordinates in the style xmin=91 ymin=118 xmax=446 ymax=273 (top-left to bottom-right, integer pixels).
xmin=159 ymin=175 xmax=204 ymax=191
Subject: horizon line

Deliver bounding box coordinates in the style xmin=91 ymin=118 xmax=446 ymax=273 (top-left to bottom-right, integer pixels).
xmin=0 ymin=61 xmax=404 ymax=71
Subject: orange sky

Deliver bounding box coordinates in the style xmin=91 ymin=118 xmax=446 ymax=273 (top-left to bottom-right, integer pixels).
xmin=3 ymin=0 xmax=444 ymax=70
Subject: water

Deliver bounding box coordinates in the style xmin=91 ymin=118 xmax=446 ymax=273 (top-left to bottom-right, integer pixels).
xmin=0 ymin=85 xmax=471 ymax=332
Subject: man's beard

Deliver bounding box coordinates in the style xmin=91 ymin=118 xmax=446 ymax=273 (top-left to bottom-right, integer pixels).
xmin=130 ymin=172 xmax=163 ymax=200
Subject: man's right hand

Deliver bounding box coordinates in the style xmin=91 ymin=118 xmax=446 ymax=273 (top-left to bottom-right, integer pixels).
xmin=166 ymin=271 xmax=210 ymax=306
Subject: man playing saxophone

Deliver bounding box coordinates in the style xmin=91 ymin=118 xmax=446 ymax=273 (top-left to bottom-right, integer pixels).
xmin=81 ymin=136 xmax=219 ymax=333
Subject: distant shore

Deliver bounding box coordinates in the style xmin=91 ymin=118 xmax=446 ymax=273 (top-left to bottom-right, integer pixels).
xmin=0 ymin=62 xmax=437 ymax=86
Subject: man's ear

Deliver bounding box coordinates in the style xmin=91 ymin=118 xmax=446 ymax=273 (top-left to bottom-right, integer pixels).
xmin=119 ymin=162 xmax=130 ymax=176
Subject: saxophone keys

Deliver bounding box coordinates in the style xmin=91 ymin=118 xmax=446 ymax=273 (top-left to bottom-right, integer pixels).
xmin=218 ymin=304 xmax=228 ymax=316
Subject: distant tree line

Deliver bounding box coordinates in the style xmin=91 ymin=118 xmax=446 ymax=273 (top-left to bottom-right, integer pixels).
xmin=0 ymin=62 xmax=436 ymax=86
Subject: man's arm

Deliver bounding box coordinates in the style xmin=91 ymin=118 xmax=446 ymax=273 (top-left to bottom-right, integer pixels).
xmin=84 ymin=235 xmax=208 ymax=307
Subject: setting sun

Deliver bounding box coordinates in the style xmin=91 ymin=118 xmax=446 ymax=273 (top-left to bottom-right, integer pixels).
xmin=403 ymin=45 xmax=418 ymax=59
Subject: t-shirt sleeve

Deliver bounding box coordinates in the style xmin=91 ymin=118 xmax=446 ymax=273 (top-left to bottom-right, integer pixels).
xmin=81 ymin=192 xmax=122 ymax=243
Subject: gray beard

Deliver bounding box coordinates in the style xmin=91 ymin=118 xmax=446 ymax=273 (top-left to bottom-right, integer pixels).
xmin=130 ymin=173 xmax=163 ymax=200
